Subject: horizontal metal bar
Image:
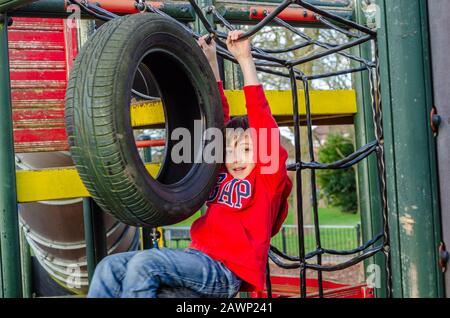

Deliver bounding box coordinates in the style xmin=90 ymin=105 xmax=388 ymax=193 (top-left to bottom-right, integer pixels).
xmin=8 ymin=0 xmax=354 ymax=24
xmin=282 ymin=224 xmax=360 ymax=229
xmin=231 ymin=0 xmax=352 ymax=7
xmin=130 ymin=89 xmax=357 ymax=128
xmin=16 ymin=164 xmax=160 ymax=202
xmin=10 ymin=0 xmax=196 ymax=21
xmin=218 ymin=1 xmax=353 ymax=27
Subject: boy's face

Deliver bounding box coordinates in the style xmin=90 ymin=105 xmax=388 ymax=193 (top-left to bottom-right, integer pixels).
xmin=225 ymin=129 xmax=256 ymax=179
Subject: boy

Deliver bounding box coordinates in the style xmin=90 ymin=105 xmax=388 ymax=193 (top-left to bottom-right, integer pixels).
xmin=87 ymin=30 xmax=292 ymax=298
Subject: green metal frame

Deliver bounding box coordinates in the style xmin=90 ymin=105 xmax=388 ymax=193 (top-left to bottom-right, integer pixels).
xmin=378 ymin=0 xmax=443 ymax=297
xmin=353 ymin=0 xmax=387 ymax=298
xmin=0 ymin=12 xmax=22 ymax=298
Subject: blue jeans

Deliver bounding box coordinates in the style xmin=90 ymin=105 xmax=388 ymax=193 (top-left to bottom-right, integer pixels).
xmin=87 ymin=247 xmax=242 ymax=298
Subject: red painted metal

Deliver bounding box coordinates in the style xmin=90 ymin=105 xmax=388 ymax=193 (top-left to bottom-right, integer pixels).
xmin=249 ymin=276 xmax=374 ymax=298
xmin=249 ymin=6 xmax=318 ymax=23
xmin=9 ymin=17 xmax=72 ymax=153
xmin=8 ymin=17 xmax=160 ymax=154
xmin=65 ymin=0 xmax=164 ymax=13
xmin=136 ymin=139 xmax=166 ymax=148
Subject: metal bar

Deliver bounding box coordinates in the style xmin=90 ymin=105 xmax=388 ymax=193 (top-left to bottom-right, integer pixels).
xmin=0 ymin=13 xmax=22 ymax=298
xmin=289 ymin=67 xmax=307 ymax=298
xmin=428 ymin=0 xmax=450 ymax=298
xmin=141 ymin=228 xmax=153 ymax=250
xmin=296 ymin=0 xmax=375 ymax=36
xmin=83 ymin=198 xmax=95 ymax=283
xmin=8 ymin=0 xmax=354 ymax=25
xmin=265 ymin=259 xmax=272 ymax=298
xmin=234 ymin=0 xmax=351 ymax=7
xmin=19 ymin=227 xmax=32 ymax=298
xmin=192 ymin=0 xmax=214 ymax=34
xmin=0 ymin=0 xmax=35 ymax=12
xmin=302 ymin=78 xmax=323 ymax=297
xmin=218 ymin=1 xmax=353 ymax=26
xmin=352 ymin=0 xmax=387 ymax=298
xmin=11 ymin=0 xmax=196 ymax=21
xmin=83 ymin=198 xmax=107 ymax=283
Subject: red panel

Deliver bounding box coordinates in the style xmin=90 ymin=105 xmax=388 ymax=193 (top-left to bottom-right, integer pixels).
xmin=9 ymin=49 xmax=66 ymax=61
xmin=10 ymin=71 xmax=67 ymax=81
xmin=8 ymin=31 xmax=64 ymax=43
xmin=14 ymin=129 xmax=67 ymax=143
xmin=11 ymin=89 xmax=66 ymax=101
xmin=10 ymin=17 xmax=66 ymax=24
xmin=13 ymin=109 xmax=65 ymax=121
xmin=9 ymin=17 xmax=75 ymax=153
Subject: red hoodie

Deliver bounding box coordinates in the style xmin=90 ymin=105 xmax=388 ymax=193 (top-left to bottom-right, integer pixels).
xmin=189 ymin=81 xmax=293 ymax=292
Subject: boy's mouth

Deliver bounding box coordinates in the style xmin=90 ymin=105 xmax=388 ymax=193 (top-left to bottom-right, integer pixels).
xmin=233 ymin=167 xmax=246 ymax=172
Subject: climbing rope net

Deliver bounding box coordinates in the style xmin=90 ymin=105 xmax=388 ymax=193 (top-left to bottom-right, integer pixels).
xmin=68 ymin=0 xmax=392 ymax=298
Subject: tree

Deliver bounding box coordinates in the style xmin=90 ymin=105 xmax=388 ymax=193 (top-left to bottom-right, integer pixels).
xmin=317 ymin=133 xmax=357 ymax=213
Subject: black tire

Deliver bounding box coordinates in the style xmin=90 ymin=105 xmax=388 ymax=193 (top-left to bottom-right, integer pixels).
xmin=65 ymin=14 xmax=223 ymax=227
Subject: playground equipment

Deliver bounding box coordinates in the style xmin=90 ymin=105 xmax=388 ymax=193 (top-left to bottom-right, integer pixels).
xmin=0 ymin=0 xmax=446 ymax=298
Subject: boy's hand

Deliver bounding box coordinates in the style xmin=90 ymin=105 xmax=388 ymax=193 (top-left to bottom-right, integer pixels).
xmin=226 ymin=30 xmax=259 ymax=86
xmin=198 ymin=35 xmax=221 ymax=81
xmin=226 ymin=30 xmax=252 ymax=63
xmin=198 ymin=35 xmax=217 ymax=64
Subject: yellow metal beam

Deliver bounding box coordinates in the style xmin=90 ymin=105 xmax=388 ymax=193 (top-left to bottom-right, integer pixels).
xmin=131 ymin=89 xmax=356 ymax=128
xmin=16 ymin=164 xmax=161 ymax=203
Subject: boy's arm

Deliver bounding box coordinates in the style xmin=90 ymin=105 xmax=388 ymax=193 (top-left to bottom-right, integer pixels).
xmin=197 ymin=36 xmax=230 ymax=125
xmin=244 ymin=84 xmax=289 ymax=189
xmin=227 ymin=30 xmax=289 ymax=189
xmin=217 ymin=80 xmax=231 ymax=126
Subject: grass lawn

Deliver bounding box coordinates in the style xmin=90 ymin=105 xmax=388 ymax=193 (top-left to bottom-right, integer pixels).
xmin=285 ymin=206 xmax=361 ymax=226
xmin=172 ymin=206 xmax=360 ymax=227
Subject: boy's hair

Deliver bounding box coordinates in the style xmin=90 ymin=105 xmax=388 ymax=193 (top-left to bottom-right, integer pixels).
xmin=223 ymin=116 xmax=250 ymax=163
xmin=226 ymin=115 xmax=249 ymax=130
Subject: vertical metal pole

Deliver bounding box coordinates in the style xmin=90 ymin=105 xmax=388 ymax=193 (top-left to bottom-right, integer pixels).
xmin=19 ymin=227 xmax=32 ymax=298
xmin=289 ymin=68 xmax=307 ymax=298
xmin=194 ymin=0 xmax=213 ymax=35
xmin=137 ymin=134 xmax=152 ymax=164
xmin=136 ymin=134 xmax=156 ymax=250
xmin=0 ymin=13 xmax=22 ymax=298
xmin=376 ymin=0 xmax=444 ymax=297
xmin=83 ymin=198 xmax=107 ymax=283
xmin=353 ymin=0 xmax=387 ymax=298
xmin=281 ymin=226 xmax=287 ymax=254
xmin=302 ymin=79 xmax=323 ymax=297
xmin=356 ymin=223 xmax=361 ymax=246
